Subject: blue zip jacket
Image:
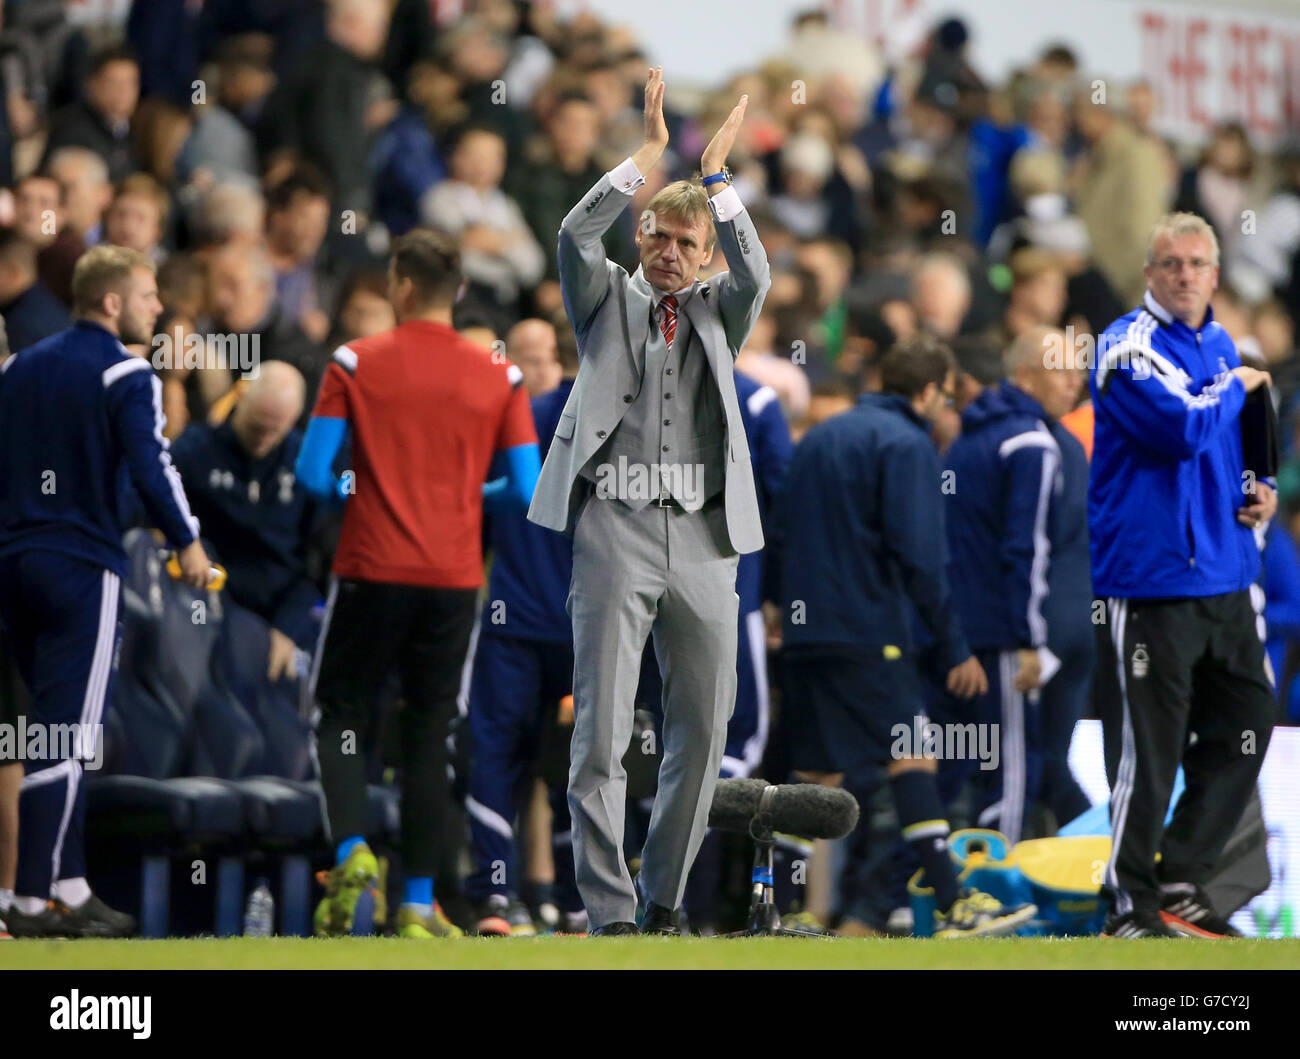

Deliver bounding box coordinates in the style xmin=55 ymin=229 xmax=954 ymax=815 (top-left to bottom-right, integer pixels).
xmin=944 ymin=381 xmax=1061 ymax=651
xmin=779 ymin=392 xmax=970 ymax=670
xmin=481 ymin=379 xmax=575 ymax=643
xmin=0 ymin=322 xmax=200 ymax=578
xmin=736 ymin=372 xmax=792 ymax=615
xmin=1089 ymin=291 xmax=1256 ymax=599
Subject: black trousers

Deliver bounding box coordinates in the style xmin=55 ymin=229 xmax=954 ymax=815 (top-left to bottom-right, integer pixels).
xmin=1094 ymin=591 xmax=1276 ymax=916
xmin=312 ymin=577 xmax=478 ymax=877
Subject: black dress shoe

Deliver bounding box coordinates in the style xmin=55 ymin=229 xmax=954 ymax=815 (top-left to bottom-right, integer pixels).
xmin=640 ymin=902 xmax=681 ymax=936
xmin=589 ymin=921 xmax=640 ymax=937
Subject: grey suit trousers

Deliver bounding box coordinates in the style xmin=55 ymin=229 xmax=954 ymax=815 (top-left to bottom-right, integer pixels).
xmin=566 ymin=491 xmax=740 ymax=928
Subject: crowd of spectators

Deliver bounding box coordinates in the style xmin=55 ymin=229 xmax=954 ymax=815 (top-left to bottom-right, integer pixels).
xmin=1 ymin=0 xmax=1298 ymax=933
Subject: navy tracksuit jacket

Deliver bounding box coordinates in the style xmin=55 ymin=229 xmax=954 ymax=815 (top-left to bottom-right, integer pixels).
xmin=0 ymin=322 xmax=198 ymax=899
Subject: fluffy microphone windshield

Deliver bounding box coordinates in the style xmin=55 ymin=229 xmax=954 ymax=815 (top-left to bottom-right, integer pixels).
xmin=708 ymin=779 xmax=860 ymax=840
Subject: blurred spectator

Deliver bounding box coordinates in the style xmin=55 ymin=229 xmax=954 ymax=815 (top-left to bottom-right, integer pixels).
xmin=1004 ymin=248 xmax=1068 ymax=338
xmin=0 ymin=228 xmax=71 ymax=353
xmin=257 ymin=0 xmax=394 ymax=216
xmin=512 ymin=93 xmax=635 ymax=280
xmin=41 ymin=44 xmax=141 ymax=183
xmin=506 ymin=317 xmax=561 ymax=398
xmin=1233 ymin=146 xmax=1300 ymax=306
xmin=422 ymin=126 xmax=545 ymax=326
xmin=104 ymin=173 xmax=168 ymax=260
xmin=987 ymin=150 xmax=1089 ymax=263
xmin=912 ymin=252 xmax=971 ymax=339
xmin=46 ymin=146 xmax=111 ymax=244
xmin=205 ymin=241 xmax=324 ymax=423
xmin=330 ymin=267 xmax=396 ymax=346
xmin=1072 ymin=91 xmax=1171 ymax=306
xmin=265 ymin=167 xmax=335 ymax=345
xmin=170 ymin=360 xmax=321 ymax=658
xmin=1174 ymin=122 xmax=1256 ymax=268
xmin=173 ymin=36 xmax=269 ymax=187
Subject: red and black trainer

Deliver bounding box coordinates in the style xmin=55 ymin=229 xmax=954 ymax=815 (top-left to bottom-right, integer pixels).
xmin=1159 ymin=887 xmax=1243 ymax=938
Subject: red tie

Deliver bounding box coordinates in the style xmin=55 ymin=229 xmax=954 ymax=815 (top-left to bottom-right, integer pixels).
xmin=659 ymin=294 xmax=677 ymax=351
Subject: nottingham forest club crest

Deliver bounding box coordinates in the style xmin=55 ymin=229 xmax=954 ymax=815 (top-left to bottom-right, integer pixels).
xmin=1131 ymin=643 xmax=1150 ymax=679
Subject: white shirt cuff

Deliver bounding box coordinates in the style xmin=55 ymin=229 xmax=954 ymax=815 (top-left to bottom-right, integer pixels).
xmin=607 ymin=158 xmax=645 ymax=195
xmin=707 ymin=184 xmax=744 ymax=223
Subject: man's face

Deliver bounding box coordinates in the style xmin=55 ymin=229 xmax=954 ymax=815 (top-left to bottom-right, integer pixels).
xmin=1145 ymin=232 xmax=1219 ymax=326
xmin=339 ymin=287 xmax=395 ymax=340
xmin=14 ymin=177 xmax=61 ymax=246
xmin=50 ymin=160 xmax=111 ymax=239
xmin=233 ymin=395 xmax=299 ymax=460
xmin=509 ymin=321 xmax=560 ymax=396
xmin=117 ymin=267 xmax=163 ymax=345
xmin=451 ymin=132 xmax=506 ymax=189
xmin=89 ymin=60 xmax=140 ymax=124
xmin=636 ymin=211 xmax=715 ymax=293
xmin=105 ymin=193 xmax=162 ymax=254
xmin=209 ymin=252 xmax=272 ymax=332
xmin=1017 ymin=364 xmax=1081 ymax=420
xmin=549 ymin=101 xmax=600 ymax=164
xmin=268 ymin=192 xmax=330 ymax=262
xmin=918 ymin=371 xmax=957 ymax=423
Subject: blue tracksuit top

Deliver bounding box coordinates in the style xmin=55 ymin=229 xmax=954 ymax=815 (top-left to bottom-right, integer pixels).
xmin=482 ymin=379 xmax=575 ymax=643
xmin=0 ymin=321 xmax=199 ymax=579
xmin=1089 ymin=291 xmax=1257 ymax=599
xmin=779 ymin=392 xmax=970 ymax=669
xmin=736 ymin=371 xmax=792 ymax=615
xmin=945 ymin=381 xmax=1064 ymax=651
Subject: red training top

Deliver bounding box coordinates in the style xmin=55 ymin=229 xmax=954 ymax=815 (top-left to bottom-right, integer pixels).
xmin=312 ymin=319 xmax=536 ymax=588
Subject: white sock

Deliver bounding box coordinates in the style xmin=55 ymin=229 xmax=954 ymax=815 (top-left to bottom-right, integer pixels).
xmin=402 ymin=902 xmax=433 ymax=918
xmin=54 ymin=877 xmax=92 ymax=907
xmin=14 ymin=895 xmax=47 ymax=915
xmin=0 ymin=888 xmax=13 ymax=912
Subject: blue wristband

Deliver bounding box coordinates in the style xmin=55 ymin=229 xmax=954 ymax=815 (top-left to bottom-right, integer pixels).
xmin=702 ymin=170 xmax=729 ymax=187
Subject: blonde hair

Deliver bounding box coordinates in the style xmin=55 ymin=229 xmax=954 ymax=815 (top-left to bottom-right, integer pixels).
xmin=1009 ymin=150 xmax=1065 ymax=200
xmin=72 ymin=245 xmax=156 ymax=315
xmin=644 ymin=179 xmax=716 ymax=250
xmin=1146 ymin=212 xmax=1220 ymax=266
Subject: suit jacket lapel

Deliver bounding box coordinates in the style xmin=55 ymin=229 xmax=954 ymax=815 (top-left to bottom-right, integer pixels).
xmin=680 ymin=282 xmax=728 ymax=390
xmin=629 ymin=267 xmax=653 ymax=379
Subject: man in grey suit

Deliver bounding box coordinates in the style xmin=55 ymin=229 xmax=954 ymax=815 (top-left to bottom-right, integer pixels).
xmin=527 ymin=68 xmax=769 ymax=935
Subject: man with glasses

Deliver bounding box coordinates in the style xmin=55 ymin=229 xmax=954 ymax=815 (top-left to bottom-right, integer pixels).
xmin=1090 ymin=211 xmax=1277 ymax=938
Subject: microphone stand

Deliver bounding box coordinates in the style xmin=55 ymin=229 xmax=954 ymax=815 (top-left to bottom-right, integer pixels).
xmin=729 ymin=785 xmax=831 ymax=938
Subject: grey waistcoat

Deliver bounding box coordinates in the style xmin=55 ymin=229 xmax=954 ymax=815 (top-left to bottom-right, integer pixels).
xmin=581 ymin=289 xmax=724 ymax=511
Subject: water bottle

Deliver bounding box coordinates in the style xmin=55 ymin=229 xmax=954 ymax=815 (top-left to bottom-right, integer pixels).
xmin=243 ymin=879 xmax=275 ymax=937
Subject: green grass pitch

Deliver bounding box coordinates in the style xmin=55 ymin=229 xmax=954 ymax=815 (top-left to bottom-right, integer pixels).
xmin=2 ymin=936 xmax=1298 ymax=970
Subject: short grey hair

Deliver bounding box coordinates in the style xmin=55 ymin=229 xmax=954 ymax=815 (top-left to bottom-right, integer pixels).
xmin=1005 ymin=325 xmax=1064 ymax=375
xmin=1146 ymin=211 xmax=1220 ymax=267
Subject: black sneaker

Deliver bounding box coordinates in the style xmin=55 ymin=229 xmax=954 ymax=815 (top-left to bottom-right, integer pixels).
xmin=52 ymin=895 xmax=136 ymax=938
xmin=1104 ymin=910 xmax=1180 ymax=938
xmin=5 ymin=901 xmax=69 ymax=938
xmin=1159 ymin=887 xmax=1242 ymax=938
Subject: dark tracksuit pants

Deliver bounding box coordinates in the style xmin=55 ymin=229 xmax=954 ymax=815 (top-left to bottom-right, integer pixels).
xmin=1037 ymin=625 xmax=1095 ymax=827
xmin=1094 ymin=591 xmax=1277 ymax=916
xmin=463 ymin=631 xmax=579 ymax=911
xmin=311 ymin=577 xmax=477 ymax=877
xmin=0 ymin=550 xmax=120 ymax=899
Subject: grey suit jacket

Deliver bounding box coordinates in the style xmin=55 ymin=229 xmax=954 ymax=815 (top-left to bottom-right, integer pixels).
xmin=526 ymin=170 xmax=771 ymax=554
